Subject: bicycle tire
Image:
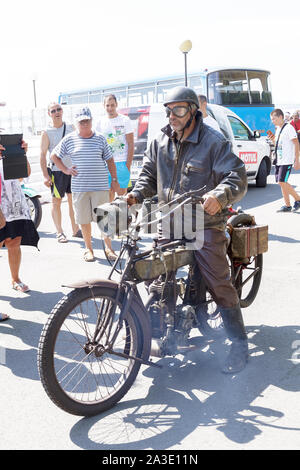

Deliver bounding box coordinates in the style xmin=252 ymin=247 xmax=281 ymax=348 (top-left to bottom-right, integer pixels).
xmin=228 ymin=212 xmax=263 ymax=308
xmin=233 ymin=254 xmax=263 ymax=308
xmin=37 ymin=286 xmax=144 ymax=416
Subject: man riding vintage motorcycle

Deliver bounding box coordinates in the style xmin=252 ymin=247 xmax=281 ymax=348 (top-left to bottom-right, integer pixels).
xmin=127 ymin=86 xmax=249 ymax=374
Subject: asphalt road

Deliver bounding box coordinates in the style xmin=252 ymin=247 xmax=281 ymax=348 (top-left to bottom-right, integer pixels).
xmin=0 ymin=168 xmax=300 ymax=451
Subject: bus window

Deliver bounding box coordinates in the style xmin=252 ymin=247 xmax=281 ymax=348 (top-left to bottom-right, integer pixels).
xmin=248 ymin=70 xmax=273 ymax=104
xmin=208 ymin=69 xmax=272 ymax=106
xmin=89 ymin=92 xmax=103 ymax=103
xmin=69 ymin=94 xmax=89 ymax=105
xmin=102 ymin=88 xmax=128 ymax=107
xmin=156 ymin=79 xmax=185 ymax=103
xmin=128 ymin=85 xmax=155 ymax=106
xmin=208 ymin=70 xmax=250 ymax=105
xmin=189 ymin=75 xmax=205 ymax=95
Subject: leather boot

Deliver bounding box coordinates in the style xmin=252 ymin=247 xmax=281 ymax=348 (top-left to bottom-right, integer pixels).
xmin=220 ymin=304 xmax=249 ymax=374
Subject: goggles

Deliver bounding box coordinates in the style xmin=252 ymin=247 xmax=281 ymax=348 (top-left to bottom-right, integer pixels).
xmin=165 ymin=105 xmax=190 ymax=118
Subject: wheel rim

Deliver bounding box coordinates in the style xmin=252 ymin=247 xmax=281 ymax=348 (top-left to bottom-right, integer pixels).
xmin=52 ymin=295 xmax=138 ymax=405
xmin=234 ymin=255 xmax=261 ymax=303
xmin=205 ymin=297 xmax=224 ymax=331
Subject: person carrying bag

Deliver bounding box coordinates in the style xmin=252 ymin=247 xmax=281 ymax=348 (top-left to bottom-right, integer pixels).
xmin=272 ymin=123 xmax=287 ymax=166
xmin=0 ymin=176 xmax=6 ymax=229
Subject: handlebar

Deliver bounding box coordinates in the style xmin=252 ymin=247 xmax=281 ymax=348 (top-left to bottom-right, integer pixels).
xmin=128 ymin=187 xmax=206 ymax=237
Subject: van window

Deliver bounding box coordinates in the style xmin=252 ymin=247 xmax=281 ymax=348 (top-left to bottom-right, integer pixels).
xmin=228 ymin=116 xmax=251 ymax=140
xmin=207 ymin=107 xmax=231 ymax=139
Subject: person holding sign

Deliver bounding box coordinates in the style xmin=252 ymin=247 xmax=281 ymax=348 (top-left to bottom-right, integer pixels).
xmin=0 ymin=140 xmax=39 ymax=293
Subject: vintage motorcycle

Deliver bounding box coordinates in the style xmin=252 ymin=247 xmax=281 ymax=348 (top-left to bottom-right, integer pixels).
xmin=37 ymin=189 xmax=267 ymax=416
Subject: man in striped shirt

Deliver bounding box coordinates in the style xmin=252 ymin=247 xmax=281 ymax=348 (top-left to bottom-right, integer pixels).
xmin=51 ymin=107 xmax=120 ymax=262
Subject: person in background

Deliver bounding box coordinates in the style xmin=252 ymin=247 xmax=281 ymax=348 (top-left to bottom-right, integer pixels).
xmin=51 ymin=107 xmax=121 ymax=262
xmin=290 ymin=111 xmax=300 ymax=143
xmin=0 ymin=141 xmax=39 ymax=297
xmin=95 ymin=95 xmax=134 ymax=260
xmin=198 ymin=95 xmax=222 ymax=133
xmin=40 ymin=102 xmax=81 ymax=243
xmin=269 ymin=108 xmax=300 ymax=212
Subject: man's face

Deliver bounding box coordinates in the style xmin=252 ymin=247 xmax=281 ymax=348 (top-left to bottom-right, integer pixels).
xmin=48 ymin=104 xmax=63 ymax=122
xmin=77 ymin=119 xmax=93 ymax=136
xmin=104 ymin=98 xmax=118 ymax=118
xmin=293 ymin=113 xmax=299 ymax=122
xmin=166 ymin=101 xmax=192 ymax=133
xmin=271 ymin=113 xmax=283 ymax=127
xmin=198 ymin=100 xmax=206 ymax=115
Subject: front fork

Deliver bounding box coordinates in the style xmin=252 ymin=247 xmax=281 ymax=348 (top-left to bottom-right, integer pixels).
xmin=89 ymin=282 xmax=161 ymax=369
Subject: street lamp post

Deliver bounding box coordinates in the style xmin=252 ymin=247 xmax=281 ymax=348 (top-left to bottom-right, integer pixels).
xmin=179 ymin=40 xmax=192 ymax=86
xmin=32 ymin=79 xmax=37 ymax=108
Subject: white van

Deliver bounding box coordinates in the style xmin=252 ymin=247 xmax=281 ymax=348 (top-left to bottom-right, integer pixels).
xmin=119 ymin=102 xmax=272 ymax=188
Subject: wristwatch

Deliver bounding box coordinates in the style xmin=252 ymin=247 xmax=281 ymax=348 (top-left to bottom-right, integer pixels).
xmin=111 ymin=177 xmax=118 ymax=182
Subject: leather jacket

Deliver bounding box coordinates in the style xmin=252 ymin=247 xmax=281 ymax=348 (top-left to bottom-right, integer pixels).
xmin=132 ymin=111 xmax=248 ymax=230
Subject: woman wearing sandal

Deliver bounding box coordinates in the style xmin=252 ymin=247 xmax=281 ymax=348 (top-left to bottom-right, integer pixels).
xmin=0 ymin=142 xmax=39 ymax=293
xmin=0 ymin=206 xmax=9 ymax=321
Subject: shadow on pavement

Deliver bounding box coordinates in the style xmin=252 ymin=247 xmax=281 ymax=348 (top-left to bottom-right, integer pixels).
xmin=69 ymin=324 xmax=300 ymax=450
xmin=268 ymin=233 xmax=300 ymax=243
xmin=0 ymin=291 xmax=64 ymax=380
xmin=1 ymin=291 xmax=63 ymax=314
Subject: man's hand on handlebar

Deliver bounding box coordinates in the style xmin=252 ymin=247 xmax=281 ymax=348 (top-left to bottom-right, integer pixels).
xmin=202 ymin=195 xmax=222 ymax=216
xmin=126 ymin=192 xmax=138 ymax=206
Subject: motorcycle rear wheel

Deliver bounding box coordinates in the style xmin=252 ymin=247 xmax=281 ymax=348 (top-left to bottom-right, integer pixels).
xmin=196 ymin=212 xmax=263 ymax=337
xmin=37 ymin=286 xmax=144 ymax=416
xmin=228 ymin=212 xmax=263 ymax=308
xmin=196 ymin=293 xmax=225 ymax=339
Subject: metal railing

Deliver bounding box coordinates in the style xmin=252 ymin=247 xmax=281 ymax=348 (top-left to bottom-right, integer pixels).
xmin=0 ymin=103 xmax=105 ymax=136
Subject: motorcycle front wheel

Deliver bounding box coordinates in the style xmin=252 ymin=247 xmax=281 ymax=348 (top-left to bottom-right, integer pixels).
xmin=37 ymin=286 xmax=144 ymax=416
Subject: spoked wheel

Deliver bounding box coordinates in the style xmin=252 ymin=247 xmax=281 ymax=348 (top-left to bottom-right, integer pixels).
xmin=227 ymin=212 xmax=263 ymax=308
xmin=196 ymin=291 xmax=225 ymax=339
xmin=37 ymin=286 xmax=144 ymax=416
xmin=232 ymin=254 xmax=263 ymax=308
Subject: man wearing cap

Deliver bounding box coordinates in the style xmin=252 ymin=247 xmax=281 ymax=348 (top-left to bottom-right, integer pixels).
xmin=127 ymin=86 xmax=249 ymax=374
xmin=51 ymin=107 xmax=120 ymax=262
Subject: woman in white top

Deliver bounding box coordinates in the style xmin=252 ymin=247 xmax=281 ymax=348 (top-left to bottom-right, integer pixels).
xmin=0 ymin=141 xmax=39 ymax=297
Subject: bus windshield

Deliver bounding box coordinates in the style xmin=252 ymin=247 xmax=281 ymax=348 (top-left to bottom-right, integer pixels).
xmin=207 ymin=69 xmax=272 ymax=106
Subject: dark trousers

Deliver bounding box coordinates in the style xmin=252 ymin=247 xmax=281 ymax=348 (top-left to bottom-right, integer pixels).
xmin=194 ymin=228 xmax=239 ymax=308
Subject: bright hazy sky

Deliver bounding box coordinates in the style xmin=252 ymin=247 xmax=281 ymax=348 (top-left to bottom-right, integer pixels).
xmin=1 ymin=0 xmax=299 ymax=110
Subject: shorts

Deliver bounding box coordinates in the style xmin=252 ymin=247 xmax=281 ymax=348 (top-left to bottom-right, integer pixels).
xmin=275 ymin=164 xmax=292 ymax=183
xmin=108 ymin=161 xmax=130 ymax=189
xmin=47 ymin=168 xmax=71 ymax=198
xmin=72 ymin=191 xmax=110 ymax=225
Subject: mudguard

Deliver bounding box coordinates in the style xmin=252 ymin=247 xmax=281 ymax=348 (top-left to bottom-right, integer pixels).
xmin=62 ymin=278 xmax=152 ymax=362
xmin=21 ymin=184 xmax=41 ymax=198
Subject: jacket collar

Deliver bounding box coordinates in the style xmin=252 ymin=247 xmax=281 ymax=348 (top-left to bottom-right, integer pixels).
xmin=161 ymin=110 xmax=203 ymax=143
